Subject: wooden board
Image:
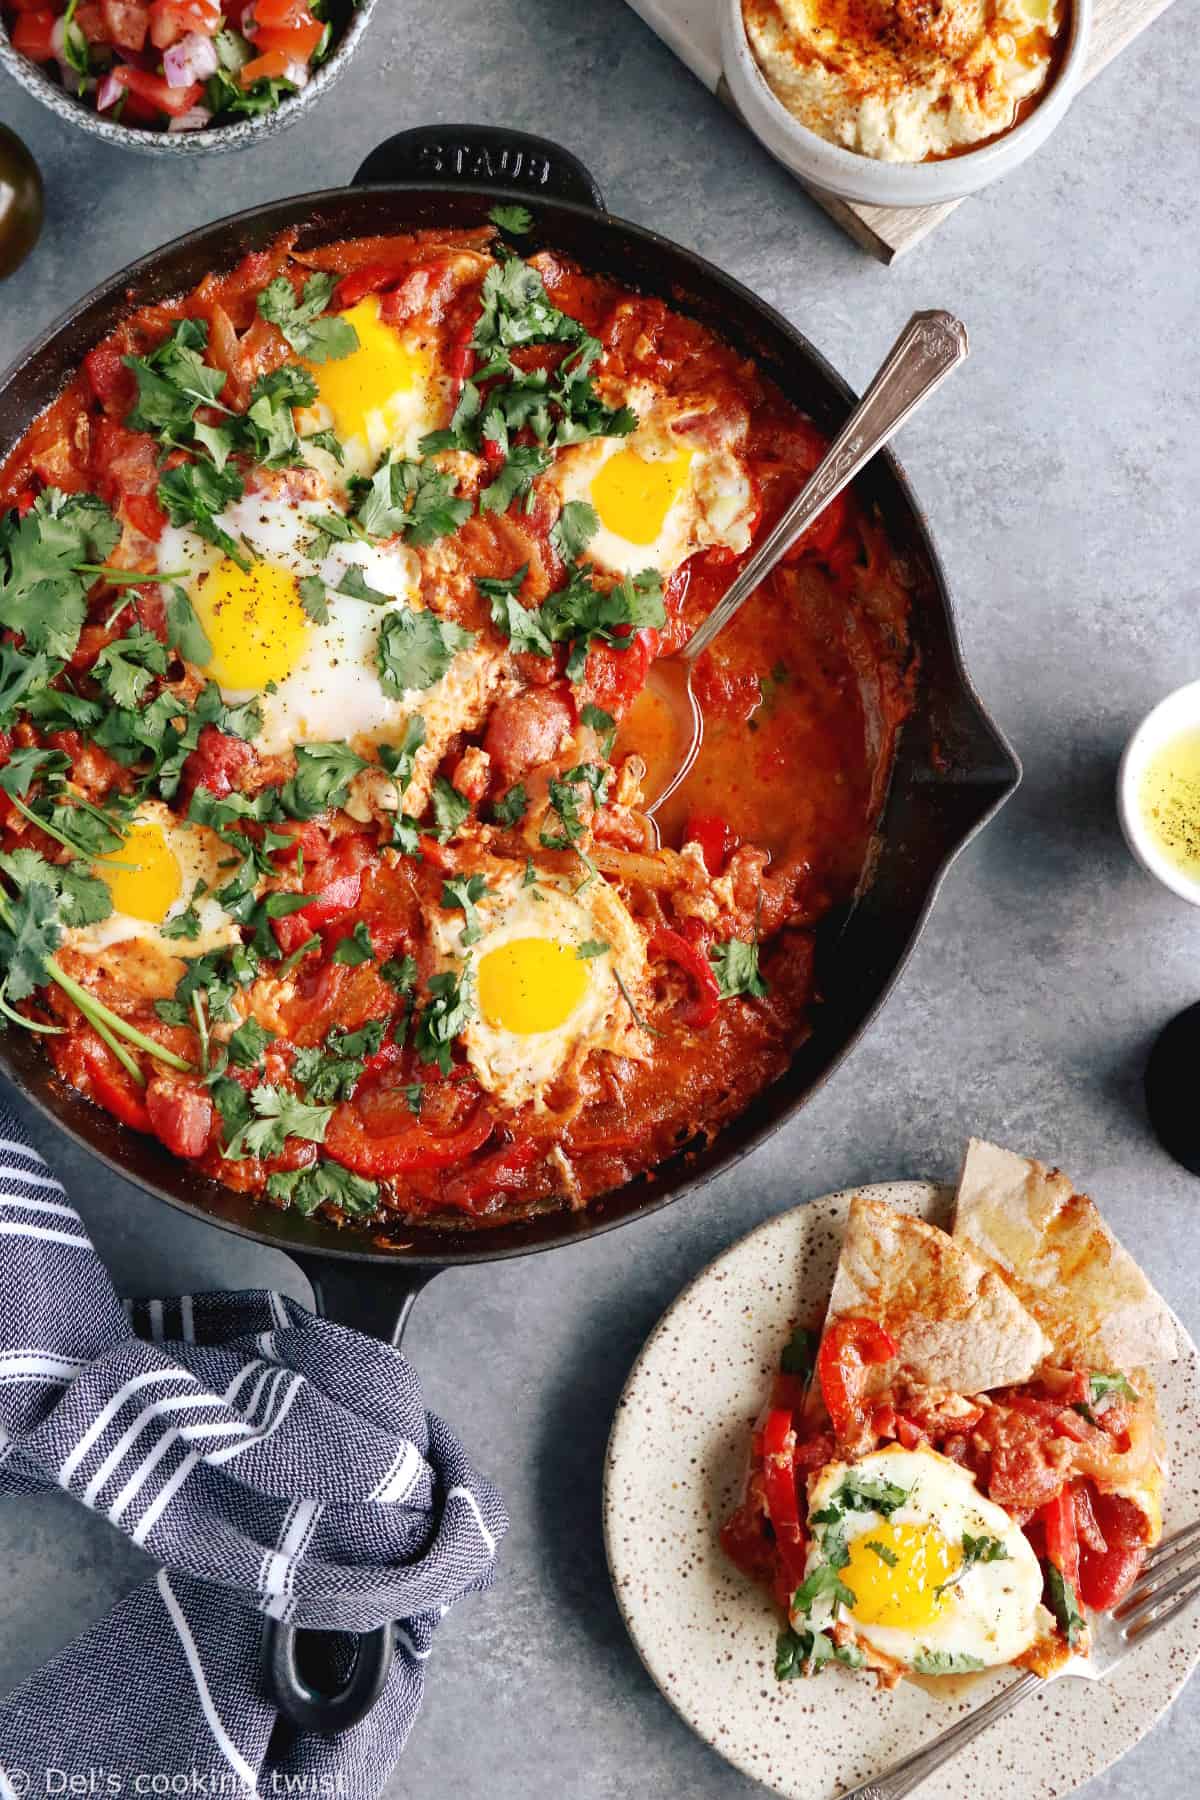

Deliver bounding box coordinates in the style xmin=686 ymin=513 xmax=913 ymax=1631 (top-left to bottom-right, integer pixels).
xmin=625 ymin=0 xmax=1180 ymax=261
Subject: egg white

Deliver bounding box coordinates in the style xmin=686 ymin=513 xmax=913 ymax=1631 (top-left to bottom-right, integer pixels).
xmin=158 ymin=493 xmax=440 ymax=759
xmin=544 ymin=395 xmax=757 ymax=580
xmin=65 ymin=800 xmax=246 ymax=963
xmin=427 ymin=861 xmax=651 ymax=1111
xmin=801 ymin=1446 xmax=1045 ymax=1672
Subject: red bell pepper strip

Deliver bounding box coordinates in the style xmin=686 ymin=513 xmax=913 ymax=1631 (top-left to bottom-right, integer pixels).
xmin=648 ymin=927 xmax=721 ymax=1029
xmin=1036 ymin=1486 xmax=1081 ymax=1588
xmin=817 ymin=1316 xmax=898 ymax=1443
xmin=442 ymin=1139 xmax=539 ymax=1213
xmin=332 ymin=265 xmax=404 ymax=310
xmin=270 ymin=870 xmax=364 ymax=953
xmin=80 ymin=1036 xmax=151 ymax=1135
xmin=760 ymin=1407 xmax=809 ymax=1598
xmin=684 ymin=811 xmax=739 ymax=877
xmin=324 ymin=1100 xmax=495 ymax=1177
xmin=1078 ymin=1542 xmax=1145 ymax=1611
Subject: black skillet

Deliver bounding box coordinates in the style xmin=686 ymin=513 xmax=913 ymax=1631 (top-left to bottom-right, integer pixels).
xmin=0 ymin=124 xmax=1020 ymax=1729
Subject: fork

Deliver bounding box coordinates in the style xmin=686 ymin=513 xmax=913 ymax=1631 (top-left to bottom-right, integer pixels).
xmin=837 ymin=1517 xmax=1200 ymax=1800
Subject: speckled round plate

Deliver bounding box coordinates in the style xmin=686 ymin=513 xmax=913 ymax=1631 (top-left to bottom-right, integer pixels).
xmin=603 ymin=1183 xmax=1200 ymax=1799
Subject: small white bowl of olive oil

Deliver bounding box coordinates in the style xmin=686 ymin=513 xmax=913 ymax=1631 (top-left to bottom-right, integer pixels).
xmin=1118 ymin=682 xmax=1200 ymax=904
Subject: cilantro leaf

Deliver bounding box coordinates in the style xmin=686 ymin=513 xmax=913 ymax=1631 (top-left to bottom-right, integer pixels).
xmin=579 ymin=701 xmax=616 ymax=757
xmin=280 ymin=741 xmax=368 ymax=819
xmin=550 ymin=500 xmax=599 ymax=563
xmin=415 ymin=964 xmax=475 ymax=1075
xmin=0 ymin=645 xmax=55 ymax=727
xmin=911 ymin=1649 xmax=986 ymax=1675
xmin=1045 ymin=1564 xmax=1086 ymax=1647
xmin=381 ymin=953 xmax=418 ymax=993
xmin=441 ymin=873 xmax=489 ymax=946
xmin=225 ymin=1016 xmax=275 ymax=1069
xmin=477 ymin=566 xmax=555 ymax=657
xmin=539 ymin=764 xmax=608 ymax=850
xmin=331 ymin=921 xmax=375 ymax=967
xmin=266 ymin=1160 xmax=380 ymax=1218
xmin=123 ymin=318 xmax=228 ymax=443
xmin=165 ymin=584 xmax=213 ymax=665
xmin=710 ymin=937 xmax=768 ymax=1001
xmin=240 ymin=365 xmax=318 ymax=467
xmin=298 ymin=575 xmax=329 ymax=624
xmin=488 ymin=203 xmax=533 ymax=234
xmin=377 ymin=606 xmax=475 ymax=696
xmin=157 ymin=462 xmax=247 ymax=566
xmin=479 ymin=445 xmax=552 ymax=516
xmin=257 ymin=273 xmax=359 ymax=363
xmin=352 ymin=452 xmax=471 ymax=545
xmin=775 ymin=1627 xmax=863 ymax=1680
xmin=431 ymin=776 xmax=470 ymax=843
xmin=378 ymin=715 xmax=426 ymax=793
xmin=792 ymin=1562 xmax=856 ymax=1618
xmin=92 ymin=627 xmax=169 ymax=711
xmin=576 ymin=940 xmax=608 ymax=959
xmin=833 ymin=1473 xmax=908 ymax=1518
xmin=780 ymin=1324 xmax=819 ymax=1381
xmin=1089 ymin=1371 xmax=1138 ymax=1409
xmin=336 ymin=565 xmax=391 ymax=606
xmin=0 ymin=488 xmax=120 ymax=661
xmin=492 ymin=783 xmax=527 ymax=827
xmin=221 ymin=1083 xmax=333 ymax=1161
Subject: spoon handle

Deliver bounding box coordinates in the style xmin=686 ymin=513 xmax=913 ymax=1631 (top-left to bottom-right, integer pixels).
xmin=683 ymin=309 xmax=968 ymax=663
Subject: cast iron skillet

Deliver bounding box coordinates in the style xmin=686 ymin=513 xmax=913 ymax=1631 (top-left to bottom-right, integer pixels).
xmin=0 ymin=125 xmax=1020 ymax=1728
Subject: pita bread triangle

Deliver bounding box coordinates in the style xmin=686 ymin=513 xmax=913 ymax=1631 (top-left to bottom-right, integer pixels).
xmin=823 ymin=1193 xmax=1051 ymax=1396
xmin=953 ymin=1138 xmax=1178 ymax=1369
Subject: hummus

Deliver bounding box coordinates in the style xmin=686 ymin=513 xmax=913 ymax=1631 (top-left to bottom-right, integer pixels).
xmin=742 ymin=0 xmax=1065 ymax=163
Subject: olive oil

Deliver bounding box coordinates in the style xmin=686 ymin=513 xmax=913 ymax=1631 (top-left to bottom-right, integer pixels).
xmin=1139 ymin=727 xmax=1200 ymax=882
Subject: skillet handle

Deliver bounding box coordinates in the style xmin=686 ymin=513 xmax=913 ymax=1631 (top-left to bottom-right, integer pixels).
xmin=261 ymin=1258 xmax=437 ymax=1735
xmin=353 ymin=123 xmax=606 ymax=211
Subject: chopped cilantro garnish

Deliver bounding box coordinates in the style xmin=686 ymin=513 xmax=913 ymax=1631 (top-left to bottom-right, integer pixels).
xmin=431 ymin=776 xmax=470 ymax=843
xmin=220 ymin=1084 xmax=333 ymax=1162
xmin=377 ymin=605 xmax=476 ymax=696
xmin=441 ymin=873 xmax=489 ymax=946
xmin=280 ymin=741 xmax=368 ymax=819
xmin=709 ymin=937 xmax=769 ymax=1001
xmin=415 ymin=964 xmax=475 ymax=1074
xmin=491 ymin=783 xmax=528 ymax=827
xmin=267 ymin=1160 xmax=380 ymax=1218
xmin=257 ymin=273 xmax=359 ymax=363
xmin=488 ymin=203 xmax=533 ymax=234
xmin=331 ymin=921 xmax=375 ymax=967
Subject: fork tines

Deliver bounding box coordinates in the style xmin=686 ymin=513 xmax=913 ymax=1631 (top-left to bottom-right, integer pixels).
xmin=1113 ymin=1518 xmax=1200 ymax=1641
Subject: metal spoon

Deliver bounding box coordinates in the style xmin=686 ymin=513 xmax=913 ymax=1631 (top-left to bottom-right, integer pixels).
xmin=634 ymin=309 xmax=969 ymax=819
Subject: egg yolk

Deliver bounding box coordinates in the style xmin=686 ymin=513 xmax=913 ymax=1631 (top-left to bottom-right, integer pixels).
xmin=841 ymin=1521 xmax=961 ymax=1631
xmin=95 ymin=821 xmax=182 ymax=925
xmin=304 ymin=296 xmax=431 ymax=447
xmin=191 ymin=556 xmax=311 ymax=692
xmin=590 ymin=446 xmax=693 ymax=545
xmin=477 ymin=936 xmax=590 ymax=1035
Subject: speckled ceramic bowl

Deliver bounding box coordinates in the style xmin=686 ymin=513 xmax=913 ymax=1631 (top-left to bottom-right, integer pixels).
xmin=721 ymin=0 xmax=1093 ymax=207
xmin=0 ymin=0 xmax=378 ymax=157
xmin=604 ymin=1181 xmax=1200 ymax=1799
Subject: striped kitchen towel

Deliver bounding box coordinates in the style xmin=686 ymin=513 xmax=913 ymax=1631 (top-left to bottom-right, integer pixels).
xmin=0 ymin=1110 xmax=507 ymax=1799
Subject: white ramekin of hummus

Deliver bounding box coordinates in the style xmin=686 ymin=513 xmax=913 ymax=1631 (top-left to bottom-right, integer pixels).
xmin=721 ymin=0 xmax=1091 ymax=206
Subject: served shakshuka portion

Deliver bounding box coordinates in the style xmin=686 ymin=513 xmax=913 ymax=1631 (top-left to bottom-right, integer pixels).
xmin=723 ymin=1142 xmax=1177 ymax=1684
xmin=0 ymin=211 xmax=913 ymax=1228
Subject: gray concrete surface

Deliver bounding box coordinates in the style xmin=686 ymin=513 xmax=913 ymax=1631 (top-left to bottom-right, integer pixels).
xmin=1 ymin=0 xmax=1198 ymax=1794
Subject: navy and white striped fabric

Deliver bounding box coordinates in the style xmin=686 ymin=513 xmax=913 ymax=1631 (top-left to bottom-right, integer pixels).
xmin=0 ymin=1110 xmax=507 ymax=1798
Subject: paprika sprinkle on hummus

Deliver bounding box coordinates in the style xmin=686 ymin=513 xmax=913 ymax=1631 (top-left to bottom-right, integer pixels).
xmin=743 ymin=0 xmax=1066 ymax=163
